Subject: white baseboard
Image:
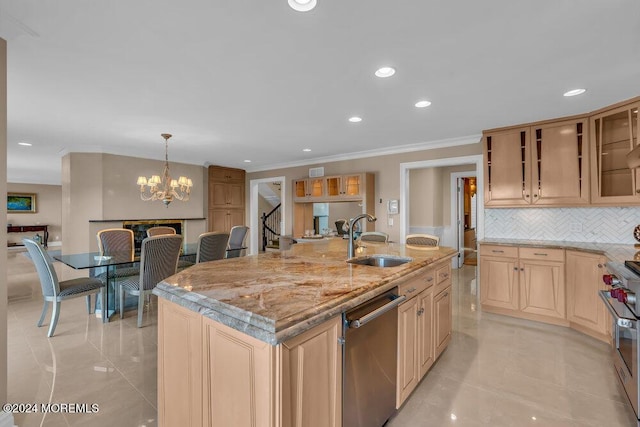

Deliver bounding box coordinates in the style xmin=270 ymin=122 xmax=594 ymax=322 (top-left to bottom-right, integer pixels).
xmin=0 ymin=411 xmax=15 ymax=427
xmin=47 ymin=241 xmax=62 ymax=247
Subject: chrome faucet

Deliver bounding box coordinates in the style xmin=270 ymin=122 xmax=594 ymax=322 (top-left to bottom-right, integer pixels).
xmin=347 ymin=213 xmax=377 ymax=258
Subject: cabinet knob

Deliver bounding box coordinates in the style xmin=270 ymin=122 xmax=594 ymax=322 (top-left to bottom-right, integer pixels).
xmin=513 ymin=267 xmax=519 ymax=271
xmin=525 ymin=194 xmax=530 ymax=198
xmin=406 ymin=287 xmax=416 ymax=294
xmin=598 ymin=264 xmax=604 ymax=268
xmin=520 ymin=268 xmax=524 ymax=272
xmin=533 ymin=194 xmax=538 ymax=198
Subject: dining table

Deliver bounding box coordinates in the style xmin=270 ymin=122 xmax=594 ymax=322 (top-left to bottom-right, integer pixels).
xmin=54 ymin=244 xmax=198 ymax=322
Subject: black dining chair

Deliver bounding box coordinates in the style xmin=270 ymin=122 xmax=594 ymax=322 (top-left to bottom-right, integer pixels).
xmin=23 ymin=238 xmax=105 ymax=337
xmin=116 ymin=234 xmax=183 ymax=327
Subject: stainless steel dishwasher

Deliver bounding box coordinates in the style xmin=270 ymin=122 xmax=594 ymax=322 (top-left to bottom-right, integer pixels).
xmin=343 ymin=288 xmax=406 ymax=427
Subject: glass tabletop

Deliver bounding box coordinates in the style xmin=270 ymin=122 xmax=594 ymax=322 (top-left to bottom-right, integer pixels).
xmin=54 ymin=243 xmax=198 ymax=270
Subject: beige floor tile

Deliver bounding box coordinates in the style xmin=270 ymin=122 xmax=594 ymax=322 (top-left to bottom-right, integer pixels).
xmin=7 ymin=252 xmax=639 ymax=426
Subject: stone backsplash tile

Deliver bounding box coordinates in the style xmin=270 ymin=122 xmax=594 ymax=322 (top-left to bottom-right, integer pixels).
xmin=484 ymin=207 xmax=640 ymax=244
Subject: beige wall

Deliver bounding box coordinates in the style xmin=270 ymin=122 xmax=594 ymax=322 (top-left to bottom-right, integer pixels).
xmin=247 ymin=142 xmax=482 ymax=243
xmin=1 ymin=37 xmax=8 ymax=409
xmin=7 ymin=183 xmax=62 ymax=246
xmin=62 ymin=152 xmax=207 ymax=254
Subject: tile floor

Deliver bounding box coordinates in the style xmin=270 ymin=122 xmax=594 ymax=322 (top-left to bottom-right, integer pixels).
xmin=7 ymin=252 xmax=639 ymax=426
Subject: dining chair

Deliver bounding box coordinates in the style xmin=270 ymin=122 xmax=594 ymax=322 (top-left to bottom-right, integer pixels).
xmin=23 ymin=238 xmax=105 ymax=337
xmin=406 ymin=233 xmax=440 ymax=246
xmin=226 ymin=225 xmax=249 ymax=258
xmin=196 ymin=232 xmax=230 ymax=263
xmin=359 ymin=231 xmax=389 ymax=243
xmin=96 ymin=228 xmax=140 ymax=278
xmin=116 ymin=234 xmax=183 ymax=327
xmin=335 ymin=219 xmax=347 ymax=236
xmin=146 ymin=226 xmax=177 ymax=237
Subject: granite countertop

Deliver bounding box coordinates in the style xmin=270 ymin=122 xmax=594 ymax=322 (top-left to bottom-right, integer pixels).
xmin=154 ymin=238 xmax=456 ymax=345
xmin=479 ymin=238 xmax=640 ymax=263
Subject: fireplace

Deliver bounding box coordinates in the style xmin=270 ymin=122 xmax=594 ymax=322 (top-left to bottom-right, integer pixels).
xmin=123 ymin=219 xmax=184 ymax=255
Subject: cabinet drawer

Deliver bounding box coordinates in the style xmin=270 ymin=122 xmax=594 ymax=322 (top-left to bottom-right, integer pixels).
xmin=479 ymin=245 xmax=518 ymax=258
xmin=436 ymin=263 xmax=451 ymax=285
xmin=519 ymin=247 xmax=564 ymax=262
xmin=398 ymin=274 xmax=428 ymax=299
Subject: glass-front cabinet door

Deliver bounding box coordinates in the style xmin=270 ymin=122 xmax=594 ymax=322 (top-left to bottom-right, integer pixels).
xmin=293 ymin=178 xmax=324 ymax=201
xmin=343 ymin=174 xmax=362 ymax=198
xmin=590 ymin=102 xmax=640 ymax=204
xmin=324 ymin=176 xmax=343 ymax=198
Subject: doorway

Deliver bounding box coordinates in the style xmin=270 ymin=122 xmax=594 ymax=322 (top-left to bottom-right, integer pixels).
xmin=451 ymin=174 xmax=477 ymax=268
xmin=399 ymin=155 xmax=483 ymax=269
xmin=249 ymin=176 xmax=286 ymax=255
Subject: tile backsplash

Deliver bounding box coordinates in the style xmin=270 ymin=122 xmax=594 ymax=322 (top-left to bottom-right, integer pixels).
xmin=484 ymin=207 xmax=640 ymax=244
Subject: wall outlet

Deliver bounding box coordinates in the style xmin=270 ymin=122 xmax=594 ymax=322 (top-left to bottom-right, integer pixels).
xmin=388 ymin=218 xmax=393 ymax=226
xmin=570 ymin=222 xmax=582 ymax=232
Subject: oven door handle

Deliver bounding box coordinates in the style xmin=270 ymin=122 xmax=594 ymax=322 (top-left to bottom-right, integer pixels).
xmin=599 ymin=290 xmax=637 ymax=329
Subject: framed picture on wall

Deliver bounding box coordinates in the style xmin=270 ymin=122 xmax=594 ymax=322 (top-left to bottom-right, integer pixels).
xmin=7 ymin=193 xmax=37 ymax=213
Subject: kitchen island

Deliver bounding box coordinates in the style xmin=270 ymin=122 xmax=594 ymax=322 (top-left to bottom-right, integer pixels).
xmin=153 ymin=238 xmax=456 ymax=427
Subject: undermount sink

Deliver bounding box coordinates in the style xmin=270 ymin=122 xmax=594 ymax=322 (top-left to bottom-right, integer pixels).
xmin=346 ymin=254 xmax=413 ymax=268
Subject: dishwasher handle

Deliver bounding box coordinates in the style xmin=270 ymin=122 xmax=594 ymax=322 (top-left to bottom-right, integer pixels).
xmin=349 ymin=294 xmax=407 ymax=329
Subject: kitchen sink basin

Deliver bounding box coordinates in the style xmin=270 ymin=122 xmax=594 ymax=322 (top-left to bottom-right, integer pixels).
xmin=346 ymin=255 xmax=413 ymax=268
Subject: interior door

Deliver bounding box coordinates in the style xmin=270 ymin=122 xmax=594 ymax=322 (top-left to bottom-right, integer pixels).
xmin=456 ymin=177 xmax=465 ymax=268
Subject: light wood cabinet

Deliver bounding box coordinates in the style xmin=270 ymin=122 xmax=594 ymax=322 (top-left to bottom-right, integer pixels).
xmin=483 ymin=117 xmax=589 ymax=207
xmin=280 ymin=315 xmax=343 ymax=427
xmin=209 ymin=208 xmax=245 ymax=233
xmin=324 ymin=174 xmax=365 ymax=199
xmin=434 ymin=286 xmax=452 ymax=360
xmin=208 ymin=166 xmax=245 ymax=233
xmin=519 ymin=256 xmax=565 ymax=320
xmin=480 ymin=244 xmax=610 ymax=343
xmin=566 ymin=250 xmax=610 ymax=341
xmin=479 ymin=245 xmax=519 ymax=311
xmin=396 ymin=263 xmax=448 ymax=408
xmin=158 ymin=299 xmax=203 ymax=427
xmin=158 ymin=298 xmax=342 ymax=427
xmin=483 ymin=126 xmax=532 ymax=206
xmin=590 ymin=100 xmax=640 ymax=204
xmin=396 ymin=294 xmax=419 ymax=408
xmin=293 ymin=178 xmax=325 ymax=201
xmin=293 ymin=173 xmax=375 ymax=237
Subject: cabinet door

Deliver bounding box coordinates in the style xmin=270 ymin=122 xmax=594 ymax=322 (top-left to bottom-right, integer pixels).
xmin=227 ymin=183 xmax=244 ymax=208
xmin=480 ymin=255 xmax=519 ymax=311
xmin=158 ymin=299 xmax=203 ymax=427
xmin=418 ymin=289 xmax=434 ymax=378
xmin=531 ymin=118 xmax=589 ymax=205
xmin=591 ymin=102 xmax=640 ymax=204
xmin=566 ymin=251 xmax=608 ymax=336
xmin=397 ymin=297 xmax=419 ymax=408
xmin=324 ymin=176 xmax=343 ymax=198
xmin=342 ymin=174 xmax=363 ymax=198
xmin=434 ymin=287 xmax=452 ymax=360
xmin=484 ymin=127 xmax=532 ymax=206
xmin=202 ymin=317 xmax=275 ymax=427
xmin=209 ymin=208 xmax=229 ymax=232
xmin=519 ymin=260 xmax=565 ymax=319
xmin=281 ymin=316 xmax=342 ymax=427
xmin=228 ymin=209 xmax=245 ymax=230
xmin=210 ymin=182 xmax=228 ymax=208
xmin=293 ymin=178 xmax=325 ymax=200
xmin=293 ymin=179 xmax=309 ymax=200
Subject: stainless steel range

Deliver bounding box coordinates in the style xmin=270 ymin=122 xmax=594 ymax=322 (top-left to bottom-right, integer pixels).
xmin=600 ymin=260 xmax=640 ymax=422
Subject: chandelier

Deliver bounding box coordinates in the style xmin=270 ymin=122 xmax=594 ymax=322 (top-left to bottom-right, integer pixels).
xmin=136 ymin=133 xmax=193 ymax=206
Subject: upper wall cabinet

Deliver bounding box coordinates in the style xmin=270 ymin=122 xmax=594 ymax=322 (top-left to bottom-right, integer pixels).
xmin=484 ymin=117 xmax=589 ymax=207
xmin=293 ymin=173 xmax=369 ymax=202
xmin=590 ymin=101 xmax=640 ymax=205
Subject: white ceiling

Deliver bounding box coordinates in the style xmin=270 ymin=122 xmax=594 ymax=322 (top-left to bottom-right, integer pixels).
xmin=2 ymin=0 xmax=639 ymax=185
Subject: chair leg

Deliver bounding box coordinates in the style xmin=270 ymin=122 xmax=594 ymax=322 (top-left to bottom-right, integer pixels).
xmin=48 ymin=301 xmax=61 ymax=338
xmin=137 ymin=291 xmax=145 ymax=328
xmin=86 ymin=295 xmax=92 ymax=314
xmin=37 ymin=301 xmax=48 ymax=327
xmin=119 ymin=285 xmax=125 ymax=319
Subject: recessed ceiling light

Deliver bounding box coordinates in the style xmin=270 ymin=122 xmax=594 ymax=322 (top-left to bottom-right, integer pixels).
xmin=348 ymin=116 xmax=362 ymax=123
xmin=18 ymin=142 xmax=32 ymax=146
xmin=288 ymin=0 xmax=317 ymax=12
xmin=563 ymin=88 xmax=586 ymax=97
xmin=243 ymin=160 xmax=251 ymax=163
xmin=415 ymin=100 xmax=432 ymax=108
xmin=375 ymin=67 xmax=396 ymax=78
xmin=303 ymin=148 xmax=312 ymax=152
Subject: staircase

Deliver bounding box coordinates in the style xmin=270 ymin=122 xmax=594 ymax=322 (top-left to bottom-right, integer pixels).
xmin=261 ymin=203 xmax=281 ymax=251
